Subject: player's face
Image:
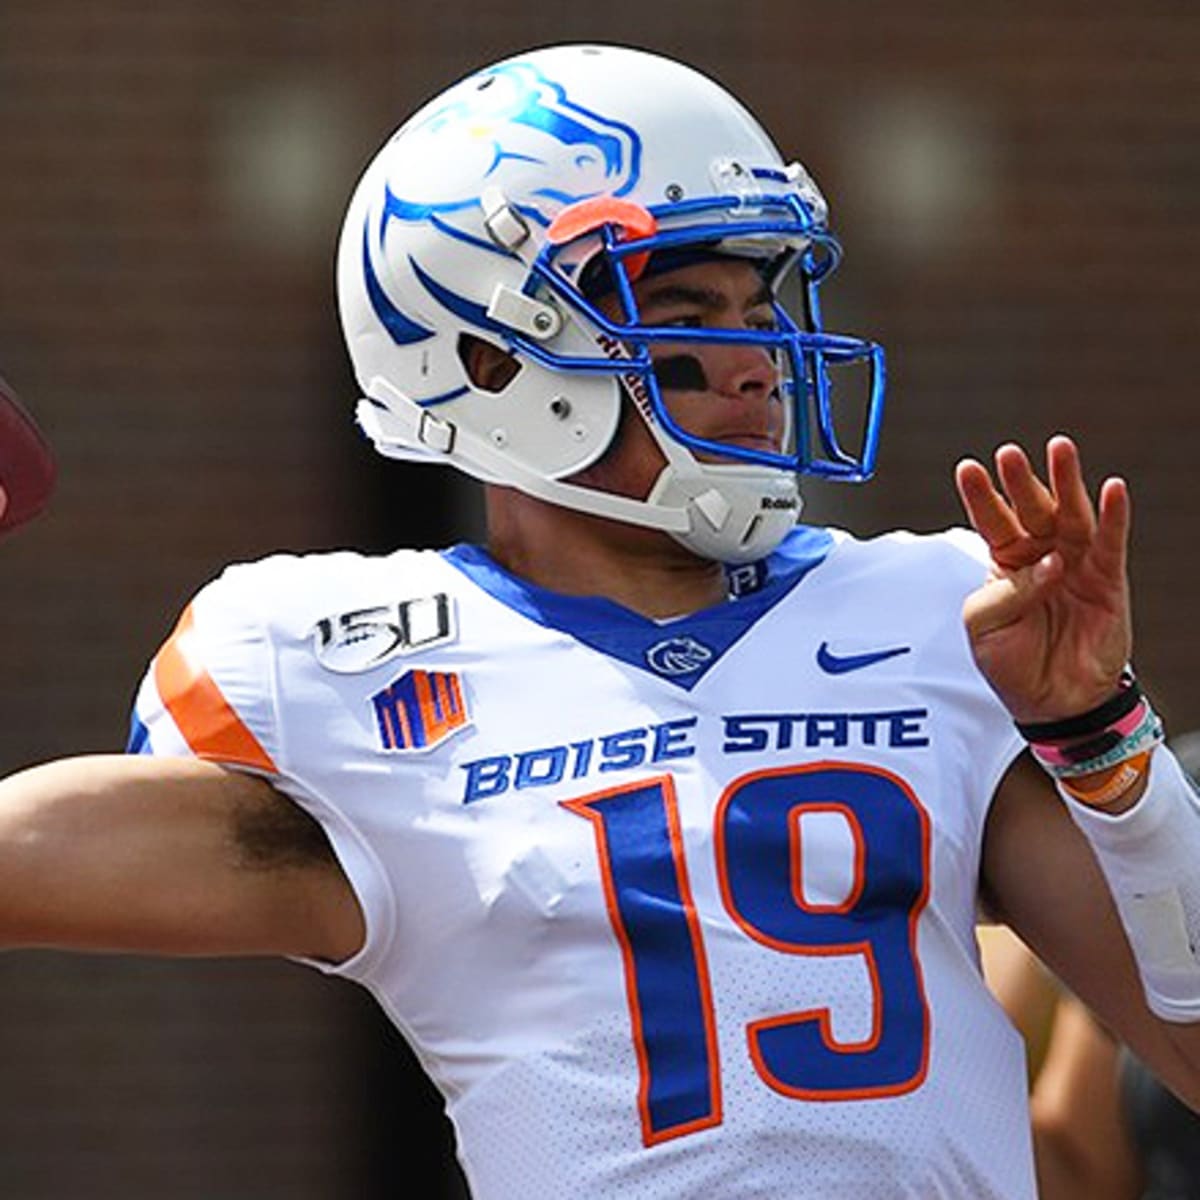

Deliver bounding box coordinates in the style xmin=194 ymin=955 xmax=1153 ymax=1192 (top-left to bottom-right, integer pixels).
xmin=576 ymin=257 xmax=786 ymax=499
xmin=639 ymin=256 xmax=785 ymax=456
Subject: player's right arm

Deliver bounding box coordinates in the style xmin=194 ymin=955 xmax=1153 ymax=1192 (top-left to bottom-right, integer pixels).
xmin=0 ymin=753 xmax=364 ymax=962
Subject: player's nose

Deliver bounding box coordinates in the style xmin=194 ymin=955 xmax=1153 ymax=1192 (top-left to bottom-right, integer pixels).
xmin=707 ymin=339 xmax=778 ymax=399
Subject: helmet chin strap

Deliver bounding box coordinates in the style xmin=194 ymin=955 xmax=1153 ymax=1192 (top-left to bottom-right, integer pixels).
xmin=646 ymin=458 xmax=802 ymax=564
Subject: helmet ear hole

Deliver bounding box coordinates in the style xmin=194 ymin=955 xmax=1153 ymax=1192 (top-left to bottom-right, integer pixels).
xmin=458 ymin=333 xmax=522 ymax=393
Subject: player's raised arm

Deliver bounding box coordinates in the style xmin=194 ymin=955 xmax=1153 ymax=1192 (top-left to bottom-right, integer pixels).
xmin=961 ymin=436 xmax=1200 ymax=1105
xmin=0 ymin=754 xmax=363 ymax=962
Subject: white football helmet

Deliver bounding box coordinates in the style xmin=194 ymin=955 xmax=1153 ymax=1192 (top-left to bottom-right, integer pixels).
xmin=337 ymin=43 xmax=884 ymax=563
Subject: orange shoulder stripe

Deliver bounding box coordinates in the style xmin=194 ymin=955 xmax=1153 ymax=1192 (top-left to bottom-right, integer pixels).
xmin=153 ymin=604 xmax=276 ymax=773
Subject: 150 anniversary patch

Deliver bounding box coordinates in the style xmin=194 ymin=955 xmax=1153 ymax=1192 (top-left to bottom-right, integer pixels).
xmin=312 ymin=594 xmax=454 ymax=673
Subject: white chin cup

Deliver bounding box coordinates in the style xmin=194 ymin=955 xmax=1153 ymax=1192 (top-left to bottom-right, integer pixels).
xmin=647 ymin=463 xmax=802 ymax=563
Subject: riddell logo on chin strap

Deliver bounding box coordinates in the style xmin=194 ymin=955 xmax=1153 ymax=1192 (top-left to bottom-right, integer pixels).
xmin=761 ymin=496 xmax=798 ymax=510
xmin=594 ymin=331 xmax=656 ymax=421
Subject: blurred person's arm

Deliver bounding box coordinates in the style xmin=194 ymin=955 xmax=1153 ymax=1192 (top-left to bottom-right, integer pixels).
xmin=981 ymin=922 xmax=1144 ymax=1200
xmin=979 ymin=922 xmax=1061 ymax=1082
xmin=1029 ymin=993 xmax=1143 ymax=1200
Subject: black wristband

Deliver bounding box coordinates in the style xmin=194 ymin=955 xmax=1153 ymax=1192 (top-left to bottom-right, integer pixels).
xmin=1015 ymin=672 xmax=1141 ymax=743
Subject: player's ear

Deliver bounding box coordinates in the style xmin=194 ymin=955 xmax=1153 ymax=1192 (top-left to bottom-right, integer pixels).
xmin=459 ymin=333 xmax=521 ymax=393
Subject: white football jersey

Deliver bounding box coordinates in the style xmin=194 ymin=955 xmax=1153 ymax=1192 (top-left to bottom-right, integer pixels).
xmin=130 ymin=526 xmax=1035 ymax=1199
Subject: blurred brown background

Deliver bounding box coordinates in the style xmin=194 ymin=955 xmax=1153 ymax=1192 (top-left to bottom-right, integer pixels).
xmin=0 ymin=2 xmax=1196 ymax=1196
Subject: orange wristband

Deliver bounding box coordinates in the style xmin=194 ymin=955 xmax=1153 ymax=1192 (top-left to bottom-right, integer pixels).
xmin=1058 ymin=751 xmax=1152 ymax=808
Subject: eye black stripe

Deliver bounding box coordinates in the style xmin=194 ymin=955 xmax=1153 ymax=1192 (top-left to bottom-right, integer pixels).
xmin=653 ymin=355 xmax=709 ymax=391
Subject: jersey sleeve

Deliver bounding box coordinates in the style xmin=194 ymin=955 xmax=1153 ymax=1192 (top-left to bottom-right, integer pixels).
xmin=128 ymin=566 xmax=280 ymax=772
xmin=126 ymin=561 xmax=399 ymax=980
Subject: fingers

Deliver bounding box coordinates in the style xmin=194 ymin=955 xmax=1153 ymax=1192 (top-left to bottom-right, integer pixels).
xmin=955 ymin=456 xmax=1032 ymax=568
xmin=1094 ymin=474 xmax=1131 ymax=579
xmin=955 ymin=449 xmax=1051 ymax=570
xmin=956 ymin=435 xmax=1126 ymax=570
xmin=1043 ymin=435 xmax=1099 ymax=556
xmin=996 ymin=443 xmax=1057 ymax=541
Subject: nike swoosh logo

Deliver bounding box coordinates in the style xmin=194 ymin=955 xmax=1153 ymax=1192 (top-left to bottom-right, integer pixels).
xmin=816 ymin=641 xmax=912 ymax=674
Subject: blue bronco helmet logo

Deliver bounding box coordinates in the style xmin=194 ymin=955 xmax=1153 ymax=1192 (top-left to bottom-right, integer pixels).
xmin=363 ymin=60 xmax=643 ymax=347
xmin=383 ymin=61 xmax=642 ymax=227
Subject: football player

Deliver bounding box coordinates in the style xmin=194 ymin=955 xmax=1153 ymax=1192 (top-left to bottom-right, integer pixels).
xmin=1 ymin=44 xmax=1197 ymax=1199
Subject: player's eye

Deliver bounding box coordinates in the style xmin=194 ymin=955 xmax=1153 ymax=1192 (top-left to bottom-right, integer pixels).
xmin=747 ymin=305 xmax=779 ymax=333
xmin=659 ymin=312 xmax=705 ymax=329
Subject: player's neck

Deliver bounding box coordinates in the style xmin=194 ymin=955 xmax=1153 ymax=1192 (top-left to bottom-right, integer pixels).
xmin=484 ymin=487 xmax=727 ymax=619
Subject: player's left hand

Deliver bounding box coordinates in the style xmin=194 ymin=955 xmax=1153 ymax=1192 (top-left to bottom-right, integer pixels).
xmin=954 ymin=435 xmax=1131 ymax=724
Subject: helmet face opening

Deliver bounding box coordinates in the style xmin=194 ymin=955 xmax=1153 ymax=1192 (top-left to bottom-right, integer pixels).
xmin=340 ymin=43 xmax=887 ymax=562
xmin=518 ymin=193 xmax=885 ymax=482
